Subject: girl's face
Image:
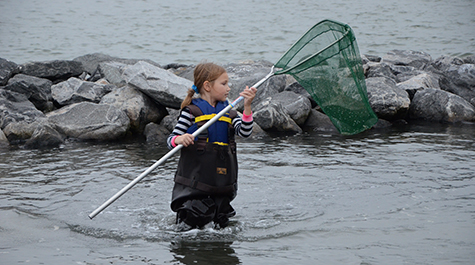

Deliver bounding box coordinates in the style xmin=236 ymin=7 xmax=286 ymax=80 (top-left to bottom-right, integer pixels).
xmin=209 ymin=72 xmax=230 ymax=103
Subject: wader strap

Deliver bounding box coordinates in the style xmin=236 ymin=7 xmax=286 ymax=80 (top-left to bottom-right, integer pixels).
xmin=174 ymin=175 xmax=236 ymax=194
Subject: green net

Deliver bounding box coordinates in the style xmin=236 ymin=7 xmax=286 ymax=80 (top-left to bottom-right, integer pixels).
xmin=274 ymin=19 xmax=378 ymax=135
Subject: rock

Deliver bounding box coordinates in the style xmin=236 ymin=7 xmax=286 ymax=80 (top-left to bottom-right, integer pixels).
xmin=100 ymin=84 xmax=167 ymax=133
xmin=0 ymin=58 xmax=18 ymax=86
xmin=224 ymin=60 xmax=286 ymax=111
xmin=427 ymin=56 xmax=475 ymax=106
xmin=4 ymin=74 xmax=54 ymax=112
xmin=396 ymin=73 xmax=440 ymax=100
xmin=47 ymin=102 xmax=130 ymax=140
xmin=144 ymin=122 xmax=170 ymax=144
xmin=98 ymin=61 xmax=130 ymax=87
xmin=366 ymin=77 xmax=411 ymax=120
xmin=73 ymin=53 xmax=161 ymax=75
xmin=409 ymin=88 xmax=475 ymax=122
xmin=0 ymin=89 xmax=46 ymax=131
xmin=18 ymin=60 xmax=85 ymax=82
xmin=303 ymin=109 xmax=338 ymax=133
xmin=268 ymin=91 xmax=312 ymax=126
xmin=382 ymin=50 xmax=432 ymax=69
xmin=51 ymin=77 xmax=115 ymax=106
xmin=24 ymin=124 xmax=64 ymax=149
xmin=365 ymin=62 xmax=397 ymax=80
xmin=284 ymin=81 xmax=317 ymax=108
xmin=159 ymin=109 xmax=180 ymax=132
xmin=0 ymin=129 xmax=8 ymax=146
xmin=123 ymin=61 xmax=193 ymax=109
xmin=253 ymin=99 xmax=302 ymax=133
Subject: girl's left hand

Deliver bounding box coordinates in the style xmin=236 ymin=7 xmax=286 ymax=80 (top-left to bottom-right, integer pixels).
xmin=240 ymin=86 xmax=257 ymax=106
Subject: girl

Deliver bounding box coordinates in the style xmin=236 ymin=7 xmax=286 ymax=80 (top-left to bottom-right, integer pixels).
xmin=167 ymin=62 xmax=257 ymax=231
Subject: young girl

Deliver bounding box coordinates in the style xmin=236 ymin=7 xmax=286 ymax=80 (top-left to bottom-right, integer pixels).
xmin=167 ymin=62 xmax=257 ymax=230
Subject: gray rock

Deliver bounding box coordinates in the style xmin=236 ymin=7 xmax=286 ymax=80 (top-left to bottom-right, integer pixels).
xmin=19 ymin=60 xmax=84 ymax=82
xmin=284 ymin=81 xmax=317 ymax=107
xmin=303 ymin=109 xmax=338 ymax=133
xmin=0 ymin=58 xmax=18 ymax=86
xmin=396 ymin=73 xmax=440 ymax=100
xmin=123 ymin=61 xmax=193 ymax=109
xmin=409 ymin=88 xmax=475 ymax=122
xmin=269 ymin=91 xmax=312 ymax=126
xmin=382 ymin=50 xmax=432 ymax=69
xmin=0 ymin=129 xmax=8 ymax=146
xmin=366 ymin=77 xmax=411 ymax=120
xmin=438 ymin=63 xmax=475 ymax=106
xmin=144 ymin=122 xmax=170 ymax=144
xmin=24 ymin=124 xmax=64 ymax=149
xmin=253 ymin=98 xmax=302 ymax=133
xmin=0 ymin=89 xmax=46 ymax=131
xmin=159 ymin=109 xmax=180 ymax=133
xmin=47 ymin=102 xmax=130 ymax=140
xmin=51 ymin=77 xmax=114 ymax=106
xmin=2 ymin=120 xmax=46 ymax=143
xmin=73 ymin=53 xmax=161 ymax=75
xmin=100 ymin=84 xmax=167 ymax=133
xmin=224 ymin=60 xmax=286 ymax=111
xmin=98 ymin=61 xmax=129 ymax=87
xmin=4 ymin=74 xmax=54 ymax=111
xmin=365 ymin=62 xmax=397 ymax=80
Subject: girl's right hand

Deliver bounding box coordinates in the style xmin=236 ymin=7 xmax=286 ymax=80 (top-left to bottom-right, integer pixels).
xmin=174 ymin=133 xmax=195 ymax=147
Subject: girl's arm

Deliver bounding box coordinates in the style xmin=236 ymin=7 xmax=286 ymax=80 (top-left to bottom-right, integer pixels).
xmin=166 ymin=108 xmax=195 ymax=149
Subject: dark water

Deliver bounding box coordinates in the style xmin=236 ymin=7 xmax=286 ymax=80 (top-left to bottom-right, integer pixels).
xmin=0 ymin=0 xmax=474 ymax=65
xmin=1 ymin=123 xmax=474 ymax=264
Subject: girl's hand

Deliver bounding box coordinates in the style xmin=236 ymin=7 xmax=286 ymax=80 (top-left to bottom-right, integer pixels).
xmin=175 ymin=133 xmax=194 ymax=147
xmin=240 ymin=86 xmax=257 ymax=114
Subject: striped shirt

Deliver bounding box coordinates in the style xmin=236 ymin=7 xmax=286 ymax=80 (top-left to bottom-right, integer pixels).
xmin=166 ymin=106 xmax=253 ymax=150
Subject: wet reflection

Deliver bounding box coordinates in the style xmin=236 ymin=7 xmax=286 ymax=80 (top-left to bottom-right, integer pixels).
xmin=170 ymin=240 xmax=240 ymax=265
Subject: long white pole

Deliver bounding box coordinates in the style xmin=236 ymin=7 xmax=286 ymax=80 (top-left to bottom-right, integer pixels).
xmin=88 ymin=67 xmax=274 ymax=219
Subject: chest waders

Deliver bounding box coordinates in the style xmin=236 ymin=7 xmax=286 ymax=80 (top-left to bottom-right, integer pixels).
xmin=171 ymin=103 xmax=238 ymax=229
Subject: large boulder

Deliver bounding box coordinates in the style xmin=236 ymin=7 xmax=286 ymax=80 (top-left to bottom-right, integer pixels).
xmin=18 ymin=60 xmax=84 ymax=82
xmin=73 ymin=53 xmax=161 ymax=75
xmin=268 ymin=91 xmax=312 ymax=126
xmin=100 ymin=84 xmax=167 ymax=133
xmin=123 ymin=61 xmax=192 ymax=109
xmin=0 ymin=129 xmax=8 ymax=146
xmin=4 ymin=74 xmax=54 ymax=112
xmin=284 ymin=81 xmax=317 ymax=108
xmin=51 ymin=77 xmax=115 ymax=106
xmin=0 ymin=58 xmax=18 ymax=86
xmin=224 ymin=60 xmax=286 ymax=111
xmin=97 ymin=61 xmax=130 ymax=87
xmin=426 ymin=56 xmax=475 ymax=106
xmin=253 ymin=99 xmax=302 ymax=133
xmin=382 ymin=50 xmax=432 ymax=69
xmin=143 ymin=122 xmax=170 ymax=145
xmin=302 ymin=109 xmax=339 ymax=133
xmin=409 ymin=88 xmax=475 ymax=122
xmin=47 ymin=102 xmax=130 ymax=140
xmin=0 ymin=90 xmax=46 ymax=131
xmin=366 ymin=77 xmax=411 ymax=120
xmin=24 ymin=124 xmax=64 ymax=149
xmin=396 ymin=72 xmax=440 ymax=100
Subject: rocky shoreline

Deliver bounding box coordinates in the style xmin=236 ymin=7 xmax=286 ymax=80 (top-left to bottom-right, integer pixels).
xmin=1 ymin=50 xmax=474 ymax=149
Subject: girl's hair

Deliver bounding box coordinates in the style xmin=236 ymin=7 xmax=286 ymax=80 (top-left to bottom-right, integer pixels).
xmin=181 ymin=62 xmax=226 ymax=109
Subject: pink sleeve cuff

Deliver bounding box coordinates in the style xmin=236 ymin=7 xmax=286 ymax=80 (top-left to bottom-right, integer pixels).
xmin=171 ymin=135 xmax=179 ymax=147
xmin=242 ymin=111 xmax=253 ymax=122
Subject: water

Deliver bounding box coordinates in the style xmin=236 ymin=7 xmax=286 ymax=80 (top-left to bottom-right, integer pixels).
xmin=1 ymin=0 xmax=475 ymax=264
xmin=0 ymin=0 xmax=474 ymax=66
xmin=1 ymin=123 xmax=474 ymax=264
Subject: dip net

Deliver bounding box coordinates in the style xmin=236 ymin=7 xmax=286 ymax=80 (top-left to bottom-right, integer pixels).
xmin=274 ymin=19 xmax=378 ymax=135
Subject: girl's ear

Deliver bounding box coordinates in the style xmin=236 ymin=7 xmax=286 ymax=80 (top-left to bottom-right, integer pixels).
xmin=203 ymin=81 xmax=211 ymax=92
